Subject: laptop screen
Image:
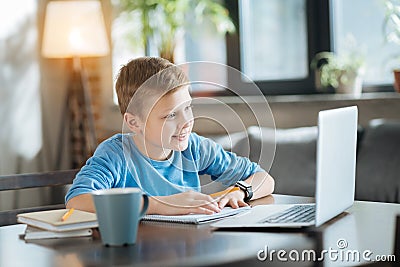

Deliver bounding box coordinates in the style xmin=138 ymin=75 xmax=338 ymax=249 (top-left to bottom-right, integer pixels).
xmin=315 ymin=106 xmax=358 ymax=227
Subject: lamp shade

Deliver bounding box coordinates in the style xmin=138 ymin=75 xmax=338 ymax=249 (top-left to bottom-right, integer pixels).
xmin=42 ymin=0 xmax=109 ymax=58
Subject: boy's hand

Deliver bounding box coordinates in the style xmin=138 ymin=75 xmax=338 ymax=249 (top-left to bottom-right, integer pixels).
xmin=151 ymin=191 xmax=221 ymax=215
xmin=216 ymin=189 xmax=248 ymax=209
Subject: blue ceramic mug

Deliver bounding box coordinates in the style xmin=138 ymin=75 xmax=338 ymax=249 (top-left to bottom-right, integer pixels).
xmin=92 ymin=188 xmax=149 ymax=246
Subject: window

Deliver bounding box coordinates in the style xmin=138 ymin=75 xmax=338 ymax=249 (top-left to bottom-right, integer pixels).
xmin=111 ymin=6 xmax=228 ymax=101
xmin=240 ymin=0 xmax=308 ymax=81
xmin=332 ymin=0 xmax=397 ymax=85
xmin=112 ymin=0 xmax=395 ymax=97
xmin=227 ymin=0 xmax=394 ymax=95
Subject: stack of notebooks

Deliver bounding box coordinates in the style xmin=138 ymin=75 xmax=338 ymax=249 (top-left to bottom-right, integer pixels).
xmin=17 ymin=209 xmax=98 ymax=240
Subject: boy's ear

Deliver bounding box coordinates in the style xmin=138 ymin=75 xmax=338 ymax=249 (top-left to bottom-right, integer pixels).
xmin=123 ymin=112 xmax=142 ymax=133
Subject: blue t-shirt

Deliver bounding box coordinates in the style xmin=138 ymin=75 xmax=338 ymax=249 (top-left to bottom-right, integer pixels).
xmin=65 ymin=133 xmax=263 ymax=203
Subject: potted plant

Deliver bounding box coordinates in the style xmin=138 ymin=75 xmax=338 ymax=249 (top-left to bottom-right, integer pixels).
xmin=113 ymin=0 xmax=235 ymax=63
xmin=311 ymin=50 xmax=365 ymax=96
xmin=383 ymin=0 xmax=400 ymax=92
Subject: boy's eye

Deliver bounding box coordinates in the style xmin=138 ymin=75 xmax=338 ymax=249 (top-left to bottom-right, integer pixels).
xmin=163 ymin=105 xmax=191 ymax=119
xmin=164 ymin=112 xmax=176 ymax=119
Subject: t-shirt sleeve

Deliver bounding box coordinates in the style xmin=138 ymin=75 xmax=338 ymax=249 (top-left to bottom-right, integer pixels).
xmin=65 ymin=139 xmax=126 ymax=203
xmin=193 ymin=134 xmax=264 ymax=186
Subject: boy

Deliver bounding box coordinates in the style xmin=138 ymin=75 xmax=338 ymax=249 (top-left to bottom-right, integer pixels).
xmin=66 ymin=57 xmax=274 ymax=215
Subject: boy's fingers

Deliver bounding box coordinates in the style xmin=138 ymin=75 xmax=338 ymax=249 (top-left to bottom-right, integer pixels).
xmin=218 ymin=197 xmax=229 ymax=209
xmin=229 ymin=199 xmax=239 ymax=209
xmin=237 ymin=200 xmax=249 ymax=207
xmin=202 ymin=195 xmax=221 ymax=212
xmin=194 ymin=200 xmax=220 ymax=213
xmin=188 ymin=192 xmax=219 ymax=207
xmin=205 ymin=194 xmax=216 ymax=203
xmin=204 ymin=203 xmax=221 ymax=213
xmin=192 ymin=206 xmax=215 ymax=215
xmin=196 ymin=192 xmax=219 ymax=205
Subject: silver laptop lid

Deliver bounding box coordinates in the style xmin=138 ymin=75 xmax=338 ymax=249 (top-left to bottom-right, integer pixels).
xmin=315 ymin=106 xmax=358 ymax=227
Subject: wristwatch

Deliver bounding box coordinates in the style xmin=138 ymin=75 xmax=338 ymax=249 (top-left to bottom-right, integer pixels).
xmin=235 ymin=180 xmax=253 ymax=202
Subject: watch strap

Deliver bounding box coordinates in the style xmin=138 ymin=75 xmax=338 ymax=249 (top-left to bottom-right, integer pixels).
xmin=235 ymin=181 xmax=253 ymax=202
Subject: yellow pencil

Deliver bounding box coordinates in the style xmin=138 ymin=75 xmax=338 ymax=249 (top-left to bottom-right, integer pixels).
xmin=209 ymin=187 xmax=240 ymax=198
xmin=61 ymin=208 xmax=75 ymax=222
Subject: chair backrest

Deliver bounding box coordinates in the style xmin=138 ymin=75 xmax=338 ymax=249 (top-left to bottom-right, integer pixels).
xmin=0 ymin=169 xmax=79 ymax=226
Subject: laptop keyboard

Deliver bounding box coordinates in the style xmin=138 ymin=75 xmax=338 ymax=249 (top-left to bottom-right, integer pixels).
xmin=261 ymin=205 xmax=315 ymax=224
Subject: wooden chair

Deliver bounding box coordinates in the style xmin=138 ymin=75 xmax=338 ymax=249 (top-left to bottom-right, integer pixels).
xmin=0 ymin=169 xmax=78 ymax=226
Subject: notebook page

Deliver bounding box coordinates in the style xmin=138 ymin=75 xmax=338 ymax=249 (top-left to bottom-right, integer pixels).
xmin=141 ymin=206 xmax=251 ymax=224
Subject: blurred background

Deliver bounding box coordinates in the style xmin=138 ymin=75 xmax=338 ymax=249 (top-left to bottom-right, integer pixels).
xmin=1 ymin=0 xmax=400 ymax=209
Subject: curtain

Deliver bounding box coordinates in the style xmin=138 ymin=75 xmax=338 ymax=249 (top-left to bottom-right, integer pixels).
xmin=0 ymin=1 xmax=42 ymax=175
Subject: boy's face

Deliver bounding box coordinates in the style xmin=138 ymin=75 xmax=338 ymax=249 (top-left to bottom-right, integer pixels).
xmin=133 ymin=86 xmax=194 ymax=159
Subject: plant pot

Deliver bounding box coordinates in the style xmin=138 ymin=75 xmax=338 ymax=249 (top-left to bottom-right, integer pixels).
xmin=336 ymin=70 xmax=363 ymax=97
xmin=393 ymin=69 xmax=400 ymax=93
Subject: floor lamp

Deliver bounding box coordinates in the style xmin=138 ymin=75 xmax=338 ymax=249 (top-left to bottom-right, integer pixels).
xmin=42 ymin=0 xmax=109 ymax=169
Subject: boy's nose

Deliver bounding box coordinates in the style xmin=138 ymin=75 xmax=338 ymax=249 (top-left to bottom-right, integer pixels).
xmin=178 ymin=113 xmax=193 ymax=130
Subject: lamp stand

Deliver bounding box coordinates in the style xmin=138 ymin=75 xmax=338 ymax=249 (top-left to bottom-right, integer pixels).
xmin=55 ymin=57 xmax=98 ymax=169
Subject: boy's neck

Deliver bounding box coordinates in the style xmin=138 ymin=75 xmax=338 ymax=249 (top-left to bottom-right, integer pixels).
xmin=132 ymin=135 xmax=172 ymax=161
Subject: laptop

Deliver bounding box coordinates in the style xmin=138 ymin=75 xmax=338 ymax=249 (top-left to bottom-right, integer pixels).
xmin=212 ymin=106 xmax=358 ymax=228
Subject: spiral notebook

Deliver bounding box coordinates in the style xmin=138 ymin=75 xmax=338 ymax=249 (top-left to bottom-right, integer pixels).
xmin=141 ymin=206 xmax=251 ymax=224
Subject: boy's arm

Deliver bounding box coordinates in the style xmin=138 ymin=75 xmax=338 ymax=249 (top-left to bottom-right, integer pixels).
xmin=244 ymin=171 xmax=275 ymax=200
xmin=66 ymin=193 xmax=96 ymax=213
xmin=148 ymin=191 xmax=220 ymax=215
xmin=217 ymin=171 xmax=275 ymax=209
xmin=67 ymin=191 xmax=221 ymax=215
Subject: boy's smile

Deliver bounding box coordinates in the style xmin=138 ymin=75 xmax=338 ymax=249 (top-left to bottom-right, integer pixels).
xmin=131 ymin=86 xmax=193 ymax=161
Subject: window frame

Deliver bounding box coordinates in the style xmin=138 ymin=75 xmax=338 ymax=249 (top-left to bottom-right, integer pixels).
xmin=224 ymin=0 xmax=393 ymax=96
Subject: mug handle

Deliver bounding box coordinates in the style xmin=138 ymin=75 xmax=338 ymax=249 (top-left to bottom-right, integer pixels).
xmin=139 ymin=194 xmax=149 ymax=217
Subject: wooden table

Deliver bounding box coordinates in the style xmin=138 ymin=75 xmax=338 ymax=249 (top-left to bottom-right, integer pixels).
xmin=0 ymin=194 xmax=398 ymax=267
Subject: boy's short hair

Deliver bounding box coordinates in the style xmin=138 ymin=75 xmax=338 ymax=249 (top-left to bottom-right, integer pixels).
xmin=115 ymin=57 xmax=189 ymax=116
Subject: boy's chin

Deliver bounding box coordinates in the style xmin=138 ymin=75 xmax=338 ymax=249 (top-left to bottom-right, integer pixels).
xmin=171 ymin=141 xmax=189 ymax=152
